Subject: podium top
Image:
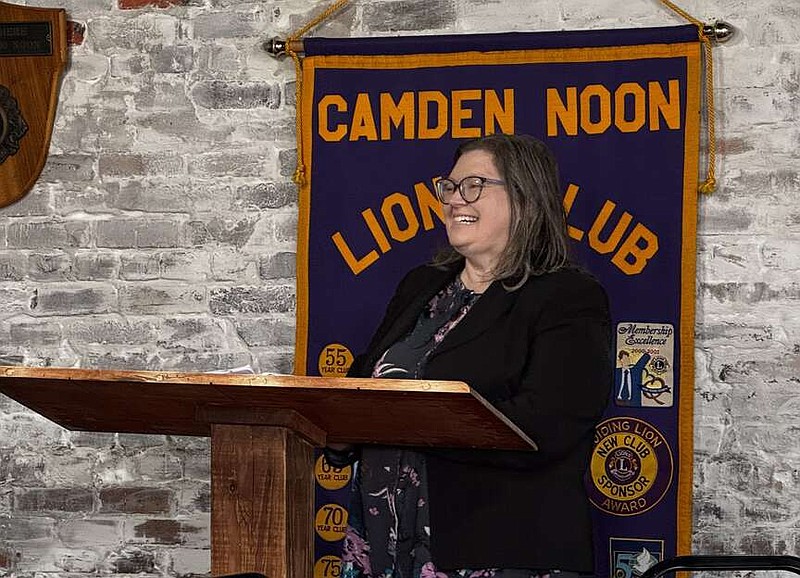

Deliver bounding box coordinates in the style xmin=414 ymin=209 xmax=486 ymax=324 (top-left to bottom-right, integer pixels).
xmin=0 ymin=366 xmax=536 ymax=451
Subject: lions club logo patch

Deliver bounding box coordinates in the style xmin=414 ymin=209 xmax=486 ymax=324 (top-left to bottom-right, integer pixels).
xmin=589 ymin=417 xmax=673 ymax=516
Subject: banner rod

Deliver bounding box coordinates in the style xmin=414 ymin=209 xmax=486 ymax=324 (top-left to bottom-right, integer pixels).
xmin=264 ymin=22 xmax=734 ymax=58
xmin=264 ymin=38 xmax=304 ymax=56
xmin=703 ymin=21 xmax=735 ymax=43
xmin=266 ymin=0 xmax=734 ymax=192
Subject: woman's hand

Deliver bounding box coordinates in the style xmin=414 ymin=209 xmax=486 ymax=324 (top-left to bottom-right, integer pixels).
xmin=323 ymin=443 xmax=359 ymax=468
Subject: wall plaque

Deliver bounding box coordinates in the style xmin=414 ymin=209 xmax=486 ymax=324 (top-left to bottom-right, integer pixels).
xmin=0 ymin=1 xmax=67 ymax=208
xmin=0 ymin=21 xmax=54 ymax=56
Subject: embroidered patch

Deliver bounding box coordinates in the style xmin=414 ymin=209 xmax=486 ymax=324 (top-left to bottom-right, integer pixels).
xmin=315 ymin=502 xmax=349 ymax=542
xmin=316 ymin=454 xmax=353 ymax=491
xmin=318 ymin=342 xmax=354 ymax=377
xmin=588 ymin=417 xmax=673 ymax=516
xmin=609 ymin=537 xmax=664 ymax=578
xmin=614 ymin=322 xmax=674 ymax=408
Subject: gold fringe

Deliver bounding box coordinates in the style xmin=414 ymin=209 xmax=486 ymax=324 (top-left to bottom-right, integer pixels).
xmin=286 ymin=0 xmax=351 ymax=186
xmin=660 ymin=0 xmax=717 ymax=194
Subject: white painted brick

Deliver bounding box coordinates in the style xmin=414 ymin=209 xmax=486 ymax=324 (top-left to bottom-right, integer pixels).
xmin=30 ymin=283 xmax=118 ymax=317
xmin=118 ymin=283 xmax=207 ymax=315
xmin=174 ymin=482 xmax=210 ymax=513
xmin=720 ymin=46 xmax=798 ymax=89
xmin=90 ymin=14 xmax=180 ymax=51
xmin=58 ymin=519 xmax=123 ymax=548
xmin=169 ymin=547 xmax=210 ymax=576
xmin=720 ymin=87 xmax=797 ymax=132
xmin=209 ymin=248 xmax=258 ymax=282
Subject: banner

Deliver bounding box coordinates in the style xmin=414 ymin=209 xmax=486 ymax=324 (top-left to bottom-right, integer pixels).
xmin=297 ymin=26 xmax=700 ymax=578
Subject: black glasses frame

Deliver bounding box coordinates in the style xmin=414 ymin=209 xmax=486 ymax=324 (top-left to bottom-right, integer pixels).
xmin=435 ymin=175 xmax=506 ymax=204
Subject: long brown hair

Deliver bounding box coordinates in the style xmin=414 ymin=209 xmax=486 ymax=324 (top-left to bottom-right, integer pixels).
xmin=433 ymin=133 xmax=571 ymax=290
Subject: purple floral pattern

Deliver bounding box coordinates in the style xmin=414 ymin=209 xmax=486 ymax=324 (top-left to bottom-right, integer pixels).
xmin=340 ymin=447 xmax=555 ymax=578
xmin=372 ymin=277 xmax=480 ymax=380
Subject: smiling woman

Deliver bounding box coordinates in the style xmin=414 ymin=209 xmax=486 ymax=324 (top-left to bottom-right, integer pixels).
xmin=326 ymin=134 xmax=613 ymax=578
xmin=432 ymin=134 xmax=573 ymax=291
xmin=438 ymin=149 xmax=512 ymax=293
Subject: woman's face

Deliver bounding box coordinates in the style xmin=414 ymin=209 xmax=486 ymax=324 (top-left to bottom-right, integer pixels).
xmin=443 ymin=148 xmax=512 ymax=271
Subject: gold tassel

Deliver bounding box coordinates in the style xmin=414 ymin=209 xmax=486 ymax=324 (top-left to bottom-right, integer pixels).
xmin=286 ymin=0 xmax=351 ymax=186
xmin=659 ymin=0 xmax=717 ymax=194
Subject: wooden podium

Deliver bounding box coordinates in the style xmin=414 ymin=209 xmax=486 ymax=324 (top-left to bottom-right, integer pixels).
xmin=0 ymin=365 xmax=536 ymax=578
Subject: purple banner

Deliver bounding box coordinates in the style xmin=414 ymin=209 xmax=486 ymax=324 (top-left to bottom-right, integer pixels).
xmin=297 ymin=26 xmax=701 ymax=578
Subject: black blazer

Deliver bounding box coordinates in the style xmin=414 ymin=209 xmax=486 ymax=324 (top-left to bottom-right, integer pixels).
xmin=348 ymin=261 xmax=612 ymax=572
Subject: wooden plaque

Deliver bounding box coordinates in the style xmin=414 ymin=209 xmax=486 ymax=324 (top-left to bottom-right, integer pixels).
xmin=0 ymin=1 xmax=67 ymax=208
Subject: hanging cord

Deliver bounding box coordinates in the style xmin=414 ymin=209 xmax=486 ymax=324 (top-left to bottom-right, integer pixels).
xmin=285 ymin=0 xmax=351 ymax=186
xmin=659 ymin=0 xmax=717 ymax=194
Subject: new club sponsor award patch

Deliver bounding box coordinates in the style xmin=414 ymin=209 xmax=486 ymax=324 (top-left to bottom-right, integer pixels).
xmin=589 ymin=417 xmax=673 ymax=516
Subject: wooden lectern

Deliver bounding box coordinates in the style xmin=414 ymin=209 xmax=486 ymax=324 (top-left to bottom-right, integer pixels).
xmin=0 ymin=366 xmax=536 ymax=578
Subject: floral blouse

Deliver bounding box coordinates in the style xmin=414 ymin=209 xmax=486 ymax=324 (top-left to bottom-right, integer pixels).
xmin=371 ymin=276 xmax=481 ymax=380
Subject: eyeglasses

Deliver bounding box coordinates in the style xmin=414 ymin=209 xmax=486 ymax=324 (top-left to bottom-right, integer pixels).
xmin=435 ymin=175 xmax=506 ymax=204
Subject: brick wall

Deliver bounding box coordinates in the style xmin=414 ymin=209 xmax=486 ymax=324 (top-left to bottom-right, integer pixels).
xmin=1 ymin=0 xmax=798 ymax=575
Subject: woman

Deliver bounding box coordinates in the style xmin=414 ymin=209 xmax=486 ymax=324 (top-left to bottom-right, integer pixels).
xmin=328 ymin=134 xmax=612 ymax=578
